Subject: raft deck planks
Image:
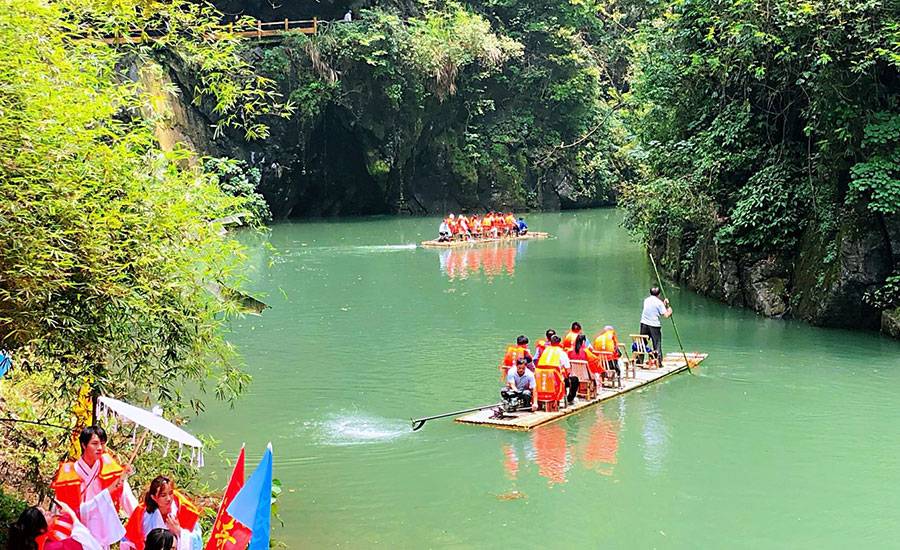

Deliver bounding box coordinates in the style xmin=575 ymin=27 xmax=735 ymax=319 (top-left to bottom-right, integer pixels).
xmin=420 ymin=231 xmax=550 ymax=248
xmin=455 ymin=352 xmax=708 ymax=430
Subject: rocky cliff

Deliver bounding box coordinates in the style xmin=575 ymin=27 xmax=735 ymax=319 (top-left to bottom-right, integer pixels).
xmin=652 ymin=207 xmax=899 ymax=336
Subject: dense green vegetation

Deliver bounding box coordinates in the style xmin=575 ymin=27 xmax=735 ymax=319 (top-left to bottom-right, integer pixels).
xmin=0 ymin=0 xmax=282 ymax=492
xmin=233 ymin=0 xmax=638 ymax=214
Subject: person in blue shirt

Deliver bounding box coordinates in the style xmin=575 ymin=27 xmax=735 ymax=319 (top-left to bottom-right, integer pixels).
xmin=501 ymin=358 xmax=536 ymax=411
xmin=516 ymin=217 xmax=528 ymax=235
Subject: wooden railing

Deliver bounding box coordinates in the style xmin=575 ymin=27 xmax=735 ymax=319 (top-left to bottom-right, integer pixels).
xmin=99 ymin=18 xmax=318 ymax=45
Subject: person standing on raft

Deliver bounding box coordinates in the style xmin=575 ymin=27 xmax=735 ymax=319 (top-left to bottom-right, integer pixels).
xmin=640 ymin=287 xmax=672 ymax=362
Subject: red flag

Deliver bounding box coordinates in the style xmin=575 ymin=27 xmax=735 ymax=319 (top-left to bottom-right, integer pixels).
xmin=205 ymin=446 xmax=252 ymax=550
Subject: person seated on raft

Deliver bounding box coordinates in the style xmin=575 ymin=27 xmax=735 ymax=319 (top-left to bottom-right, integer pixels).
xmin=502 ymin=358 xmax=537 ymax=412
xmin=562 ymin=321 xmax=584 ymax=352
xmin=502 ymin=335 xmax=534 ymax=376
xmin=438 ymin=218 xmax=451 ymax=242
xmin=458 ymin=214 xmax=473 ymax=241
xmin=536 ymin=334 xmax=579 ymax=406
xmin=471 ymin=215 xmax=483 ymax=239
xmin=504 ymin=212 xmax=517 ymax=236
xmin=516 ymin=216 xmax=528 ymax=235
xmin=533 ymin=329 xmax=556 ymax=362
xmin=567 ymin=334 xmax=590 ymax=362
xmin=593 ymin=325 xmax=622 ymax=379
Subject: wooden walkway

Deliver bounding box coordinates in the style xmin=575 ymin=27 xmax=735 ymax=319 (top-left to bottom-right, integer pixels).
xmin=420 ymin=231 xmax=550 ymax=248
xmin=456 ymin=352 xmax=708 ymax=431
xmin=98 ymin=19 xmax=318 ymax=45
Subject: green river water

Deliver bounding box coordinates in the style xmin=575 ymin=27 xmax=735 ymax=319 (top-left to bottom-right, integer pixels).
xmin=191 ymin=209 xmax=900 ymax=549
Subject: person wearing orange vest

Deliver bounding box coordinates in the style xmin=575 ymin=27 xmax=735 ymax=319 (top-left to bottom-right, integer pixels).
xmin=593 ymin=325 xmax=622 ymax=378
xmin=481 ymin=212 xmax=493 ymax=237
xmin=447 ymin=213 xmax=459 ymax=240
xmin=50 ymin=426 xmax=138 ymax=549
xmin=471 ymin=216 xmax=483 ymax=239
xmin=536 ymin=335 xmax=579 ymax=406
xmin=562 ymin=322 xmax=583 ymax=352
xmin=123 ymin=476 xmax=202 ymax=550
xmin=534 ymin=328 xmax=556 ymax=361
xmin=501 ymin=335 xmax=534 ymax=378
xmin=504 ymin=213 xmax=517 ymax=236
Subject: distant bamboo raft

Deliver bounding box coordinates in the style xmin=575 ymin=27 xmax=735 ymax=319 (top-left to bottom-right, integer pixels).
xmin=455 ymin=352 xmax=708 ymax=431
xmin=420 ymin=231 xmax=550 ymax=248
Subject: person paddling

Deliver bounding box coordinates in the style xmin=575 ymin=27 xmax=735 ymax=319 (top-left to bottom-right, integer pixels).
xmin=640 ymin=287 xmax=672 ymax=363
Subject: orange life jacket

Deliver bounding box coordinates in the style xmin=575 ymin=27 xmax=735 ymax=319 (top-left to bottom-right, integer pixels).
xmin=537 ymin=346 xmax=565 ymax=370
xmin=505 ymin=214 xmax=516 ymax=227
xmin=482 ymin=215 xmax=493 ymax=228
xmin=535 ymin=339 xmax=547 ymax=357
xmin=124 ymin=490 xmax=201 ymax=550
xmin=51 ymin=453 xmax=125 ymax=517
xmin=448 ymin=218 xmax=459 ymax=233
xmin=562 ymin=330 xmax=581 ymax=351
xmin=502 ymin=345 xmax=531 ymax=367
xmin=584 ymin=348 xmax=606 ymax=375
xmin=593 ymin=329 xmax=619 ymax=356
xmin=535 ymin=367 xmax=565 ymax=402
xmin=473 ymin=218 xmax=482 ymax=232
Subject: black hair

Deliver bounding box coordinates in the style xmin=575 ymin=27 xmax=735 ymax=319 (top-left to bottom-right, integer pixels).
xmin=144 ymin=475 xmax=173 ymax=513
xmin=516 ymin=335 xmax=528 ymax=346
xmin=550 ymin=335 xmax=561 ymax=345
xmin=145 ymin=528 xmax=176 ymax=550
xmin=650 ymin=287 xmax=661 ymax=297
xmin=571 ymin=322 xmax=581 ymax=330
xmin=574 ymin=333 xmax=587 ymax=354
xmin=6 ymin=507 xmax=47 ymax=550
xmin=545 ymin=329 xmax=556 ymax=340
xmin=79 ymin=425 xmax=107 ymax=451
xmin=516 ymin=357 xmax=528 ymax=366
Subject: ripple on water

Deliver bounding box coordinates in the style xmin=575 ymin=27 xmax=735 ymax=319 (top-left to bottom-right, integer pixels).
xmin=313 ymin=412 xmax=410 ymax=446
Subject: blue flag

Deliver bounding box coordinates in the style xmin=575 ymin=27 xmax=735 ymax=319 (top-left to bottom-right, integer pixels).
xmin=0 ymin=351 xmax=10 ymax=378
xmin=226 ymin=444 xmax=273 ymax=550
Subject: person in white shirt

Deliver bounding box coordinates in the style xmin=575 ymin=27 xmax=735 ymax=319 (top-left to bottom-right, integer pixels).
xmin=343 ymin=10 xmax=352 ymax=22
xmin=640 ymin=286 xmax=672 ymax=361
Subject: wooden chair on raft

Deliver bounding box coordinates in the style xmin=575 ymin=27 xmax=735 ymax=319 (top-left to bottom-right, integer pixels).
xmin=617 ymin=343 xmax=636 ymax=379
xmin=568 ymin=360 xmax=597 ymax=400
xmin=629 ymin=334 xmax=657 ymax=370
xmin=534 ymin=367 xmax=565 ymax=412
xmin=585 ymin=349 xmax=620 ymax=390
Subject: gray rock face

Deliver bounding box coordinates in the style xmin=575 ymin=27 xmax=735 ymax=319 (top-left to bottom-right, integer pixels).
xmin=653 ymin=207 xmax=899 ymax=337
xmin=883 ymin=309 xmax=900 ymax=339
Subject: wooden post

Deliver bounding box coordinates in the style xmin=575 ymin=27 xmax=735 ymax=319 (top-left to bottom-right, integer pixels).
xmin=257 ymin=20 xmax=262 ymax=39
xmin=313 ymin=17 xmax=318 ymax=34
xmin=284 ymin=18 xmax=289 ymax=31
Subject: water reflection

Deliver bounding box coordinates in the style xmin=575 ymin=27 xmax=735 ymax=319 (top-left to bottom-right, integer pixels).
xmin=501 ymin=407 xmax=627 ymax=484
xmin=438 ymin=241 xmax=528 ymax=280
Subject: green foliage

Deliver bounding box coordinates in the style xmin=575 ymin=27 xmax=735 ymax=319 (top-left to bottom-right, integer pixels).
xmin=849 ymin=111 xmax=900 ymax=215
xmin=0 ymin=489 xmax=27 ymax=548
xmin=865 ymin=274 xmax=900 ymax=310
xmin=626 ymin=0 xmax=899 ymax=258
xmin=0 ymin=0 xmax=258 ymax=432
xmin=204 ymin=157 xmax=272 ymax=222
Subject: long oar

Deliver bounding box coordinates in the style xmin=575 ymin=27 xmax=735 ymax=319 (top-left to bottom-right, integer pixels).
xmin=411 ymin=402 xmax=501 ymax=431
xmin=647 ymin=252 xmax=696 ymax=374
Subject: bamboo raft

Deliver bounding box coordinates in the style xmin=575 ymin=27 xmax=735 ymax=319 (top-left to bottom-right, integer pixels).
xmin=455 ymin=352 xmax=708 ymax=431
xmin=420 ymin=231 xmax=550 ymax=248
